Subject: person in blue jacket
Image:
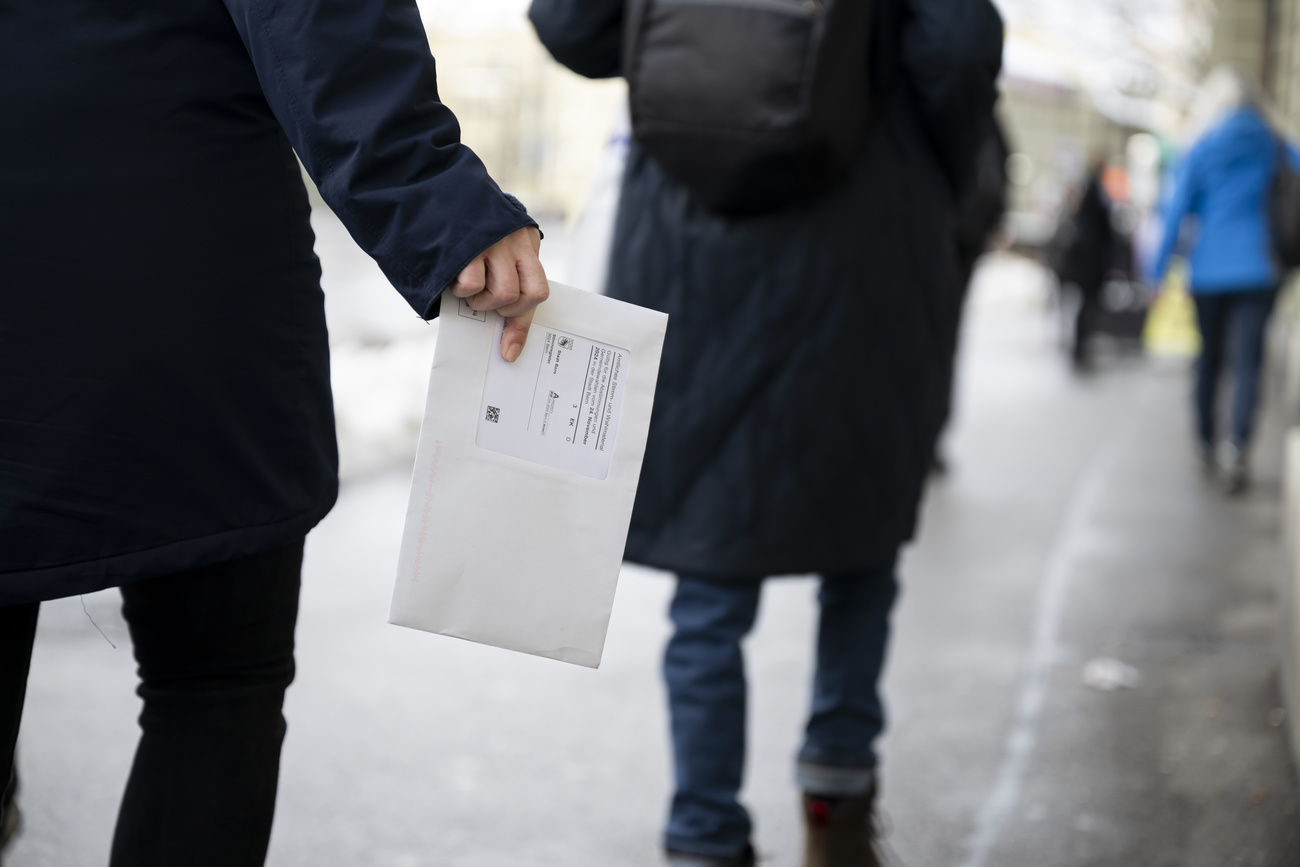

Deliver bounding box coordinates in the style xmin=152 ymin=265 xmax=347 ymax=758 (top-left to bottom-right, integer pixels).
xmin=530 ymin=0 xmax=1003 ymax=864
xmin=0 ymin=0 xmax=548 ymax=863
xmin=1151 ymin=65 xmax=1297 ymax=492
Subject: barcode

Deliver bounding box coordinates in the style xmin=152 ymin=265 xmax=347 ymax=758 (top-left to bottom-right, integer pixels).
xmin=485 ymin=406 xmax=500 ymax=423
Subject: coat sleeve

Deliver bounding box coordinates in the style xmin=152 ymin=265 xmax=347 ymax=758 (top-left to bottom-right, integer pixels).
xmin=220 ymin=0 xmax=537 ymax=319
xmin=1150 ymin=151 xmax=1204 ymax=284
xmin=899 ymin=0 xmax=1004 ymax=197
xmin=528 ymin=0 xmax=626 ymax=79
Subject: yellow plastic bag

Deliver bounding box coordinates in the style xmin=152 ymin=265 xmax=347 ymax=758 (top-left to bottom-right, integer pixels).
xmin=1143 ymin=264 xmax=1201 ymax=358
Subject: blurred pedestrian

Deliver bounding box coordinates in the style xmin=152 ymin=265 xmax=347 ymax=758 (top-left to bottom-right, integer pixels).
xmin=1150 ymin=65 xmax=1298 ymax=493
xmin=0 ymin=0 xmax=547 ymax=863
xmin=530 ymin=0 xmax=1003 ymax=864
xmin=1054 ymin=156 xmax=1116 ymax=369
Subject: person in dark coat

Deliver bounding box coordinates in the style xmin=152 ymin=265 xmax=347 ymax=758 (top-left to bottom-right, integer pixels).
xmin=957 ymin=119 xmax=1012 ymax=282
xmin=529 ymin=1 xmax=1003 ymax=864
xmin=0 ymin=0 xmax=548 ymax=862
xmin=1055 ymin=158 xmax=1115 ymax=368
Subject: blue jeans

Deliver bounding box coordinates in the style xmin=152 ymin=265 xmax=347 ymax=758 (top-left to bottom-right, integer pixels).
xmin=662 ymin=562 xmax=899 ymax=859
xmin=1192 ymin=288 xmax=1277 ymax=449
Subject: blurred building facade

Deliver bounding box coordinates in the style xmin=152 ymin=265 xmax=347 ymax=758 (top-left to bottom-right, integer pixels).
xmin=1214 ymin=0 xmax=1300 ymax=130
xmin=1212 ymin=0 xmax=1270 ymax=72
xmin=1264 ymin=0 xmax=1300 ymax=130
xmin=997 ymin=77 xmax=1133 ymax=246
xmin=428 ymin=29 xmax=625 ymax=221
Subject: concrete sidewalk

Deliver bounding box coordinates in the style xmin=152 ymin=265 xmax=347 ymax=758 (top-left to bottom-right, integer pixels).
xmin=7 ymin=256 xmax=1300 ymax=866
xmin=883 ymin=262 xmax=1300 ymax=867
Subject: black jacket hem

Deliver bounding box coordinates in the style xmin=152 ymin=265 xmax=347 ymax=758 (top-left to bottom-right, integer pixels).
xmin=0 ymin=487 xmax=339 ymax=606
xmin=623 ymin=536 xmax=905 ymax=582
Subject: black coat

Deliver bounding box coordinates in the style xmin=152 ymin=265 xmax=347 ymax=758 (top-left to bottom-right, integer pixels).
xmin=1055 ymin=175 xmax=1115 ymax=297
xmin=0 ymin=0 xmax=534 ymax=604
xmin=531 ymin=0 xmax=1003 ymax=578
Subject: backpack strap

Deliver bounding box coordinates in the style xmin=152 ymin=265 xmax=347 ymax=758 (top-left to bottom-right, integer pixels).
xmin=621 ymin=0 xmax=650 ymax=81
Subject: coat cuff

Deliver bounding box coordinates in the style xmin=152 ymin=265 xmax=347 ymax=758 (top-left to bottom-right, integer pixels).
xmin=404 ymin=192 xmax=538 ymax=320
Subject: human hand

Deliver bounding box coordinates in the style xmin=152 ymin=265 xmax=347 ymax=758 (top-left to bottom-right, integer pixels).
xmin=449 ymin=226 xmax=548 ymax=362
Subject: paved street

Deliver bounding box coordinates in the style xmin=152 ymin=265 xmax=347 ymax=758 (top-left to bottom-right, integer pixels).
xmin=7 ymin=249 xmax=1300 ymax=866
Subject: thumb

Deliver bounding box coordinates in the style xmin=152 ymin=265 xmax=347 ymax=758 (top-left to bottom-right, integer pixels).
xmin=501 ymin=308 xmax=535 ymax=363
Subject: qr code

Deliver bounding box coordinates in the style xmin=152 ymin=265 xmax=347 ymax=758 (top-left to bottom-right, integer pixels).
xmin=485 ymin=406 xmax=500 ymax=424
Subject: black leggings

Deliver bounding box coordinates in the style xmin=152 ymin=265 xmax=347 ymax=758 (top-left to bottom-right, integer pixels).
xmin=1 ymin=541 xmax=303 ymax=867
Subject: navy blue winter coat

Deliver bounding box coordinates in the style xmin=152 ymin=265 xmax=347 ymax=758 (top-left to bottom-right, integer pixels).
xmin=0 ymin=0 xmax=535 ymax=604
xmin=531 ymin=0 xmax=1003 ymax=578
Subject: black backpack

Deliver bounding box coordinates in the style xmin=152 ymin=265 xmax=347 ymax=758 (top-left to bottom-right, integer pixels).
xmin=1270 ymin=138 xmax=1300 ymax=268
xmin=622 ymin=0 xmax=874 ymax=218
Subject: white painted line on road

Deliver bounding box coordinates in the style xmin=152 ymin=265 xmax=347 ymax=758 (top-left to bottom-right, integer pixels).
xmin=956 ymin=407 xmax=1137 ymax=867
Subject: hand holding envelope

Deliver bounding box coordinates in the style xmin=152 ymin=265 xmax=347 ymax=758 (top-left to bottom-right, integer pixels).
xmin=391 ymin=281 xmax=668 ymax=668
xmin=449 ymin=225 xmax=548 ymax=363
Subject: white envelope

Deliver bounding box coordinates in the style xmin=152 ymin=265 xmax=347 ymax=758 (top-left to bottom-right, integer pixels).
xmin=390 ymin=281 xmax=667 ymax=668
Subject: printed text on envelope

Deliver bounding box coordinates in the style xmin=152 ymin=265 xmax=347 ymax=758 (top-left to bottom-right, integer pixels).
xmin=476 ymin=315 xmax=629 ymax=480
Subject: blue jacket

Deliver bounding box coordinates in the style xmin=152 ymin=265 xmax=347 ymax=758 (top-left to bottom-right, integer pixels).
xmin=1153 ymin=108 xmax=1297 ymax=293
xmin=0 ymin=0 xmax=534 ymax=603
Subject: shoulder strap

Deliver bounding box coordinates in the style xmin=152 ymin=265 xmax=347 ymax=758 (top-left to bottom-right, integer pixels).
xmin=621 ymin=0 xmax=651 ymax=80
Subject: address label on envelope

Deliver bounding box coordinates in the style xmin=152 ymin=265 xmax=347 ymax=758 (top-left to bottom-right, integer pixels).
xmin=476 ymin=317 xmax=628 ymax=480
xmin=390 ymin=283 xmax=668 ymax=668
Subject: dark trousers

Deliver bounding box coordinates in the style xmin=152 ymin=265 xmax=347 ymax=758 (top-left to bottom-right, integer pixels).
xmin=1072 ymin=287 xmax=1102 ymax=364
xmin=0 ymin=541 xmax=302 ymax=867
xmin=1192 ymin=289 xmax=1278 ymax=449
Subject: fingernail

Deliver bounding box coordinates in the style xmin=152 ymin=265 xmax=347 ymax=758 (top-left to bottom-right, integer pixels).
xmin=504 ymin=341 xmax=522 ymax=363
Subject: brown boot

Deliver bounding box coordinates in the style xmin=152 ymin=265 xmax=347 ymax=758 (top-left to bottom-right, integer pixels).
xmin=802 ymin=790 xmax=884 ymax=867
